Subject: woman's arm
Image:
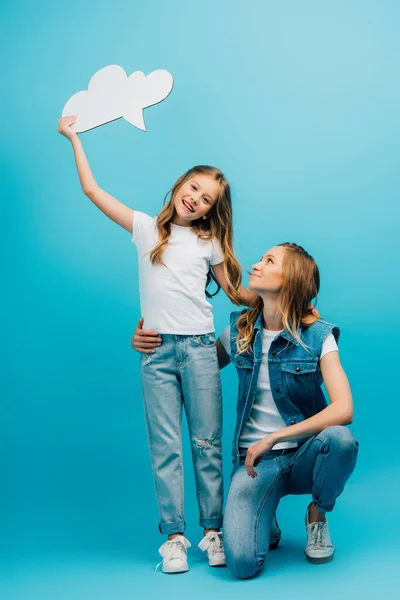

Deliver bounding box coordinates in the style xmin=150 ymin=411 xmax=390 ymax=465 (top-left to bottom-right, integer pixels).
xmin=273 ymin=351 xmax=353 ymax=442
xmin=58 ymin=116 xmax=134 ymax=232
xmin=245 ymin=351 xmax=354 ymax=477
xmin=216 ymin=340 xmax=231 ymax=369
xmin=212 ymin=262 xmax=259 ymax=306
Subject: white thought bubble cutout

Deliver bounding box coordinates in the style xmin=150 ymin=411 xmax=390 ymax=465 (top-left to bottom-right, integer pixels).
xmin=62 ymin=65 xmax=174 ymax=133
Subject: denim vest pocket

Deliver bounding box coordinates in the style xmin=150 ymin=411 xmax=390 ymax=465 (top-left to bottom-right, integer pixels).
xmin=281 ymin=361 xmax=318 ymax=403
xmin=281 ymin=361 xmax=318 ymax=375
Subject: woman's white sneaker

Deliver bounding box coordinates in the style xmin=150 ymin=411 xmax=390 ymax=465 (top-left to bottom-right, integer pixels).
xmin=305 ymin=508 xmax=335 ymax=564
xmin=198 ymin=531 xmax=226 ymax=567
xmin=157 ymin=535 xmax=191 ymax=574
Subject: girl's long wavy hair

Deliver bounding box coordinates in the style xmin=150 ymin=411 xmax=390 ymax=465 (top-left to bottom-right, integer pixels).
xmin=236 ymin=243 xmax=321 ymax=354
xmin=149 ymin=165 xmax=242 ymax=304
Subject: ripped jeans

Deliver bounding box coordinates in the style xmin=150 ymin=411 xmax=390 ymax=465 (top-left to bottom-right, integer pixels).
xmin=140 ymin=333 xmax=223 ymax=535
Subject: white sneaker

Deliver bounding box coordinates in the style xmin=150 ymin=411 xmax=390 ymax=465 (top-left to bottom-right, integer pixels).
xmin=305 ymin=507 xmax=335 ymax=564
xmin=157 ymin=535 xmax=191 ymax=574
xmin=198 ymin=531 xmax=226 ymax=567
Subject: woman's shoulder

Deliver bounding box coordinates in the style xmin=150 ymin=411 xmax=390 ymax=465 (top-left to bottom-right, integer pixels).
xmin=304 ymin=318 xmax=340 ymax=344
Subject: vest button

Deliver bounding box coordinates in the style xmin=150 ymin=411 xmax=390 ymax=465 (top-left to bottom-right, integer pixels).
xmin=290 ymin=420 xmax=296 ymax=425
xmin=271 ymin=352 xmax=277 ymax=357
xmin=296 ymin=367 xmax=301 ymax=372
xmin=275 ymin=387 xmax=280 ymax=393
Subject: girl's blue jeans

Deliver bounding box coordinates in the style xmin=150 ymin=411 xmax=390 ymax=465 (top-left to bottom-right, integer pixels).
xmin=140 ymin=333 xmax=223 ymax=535
xmin=224 ymin=425 xmax=359 ymax=579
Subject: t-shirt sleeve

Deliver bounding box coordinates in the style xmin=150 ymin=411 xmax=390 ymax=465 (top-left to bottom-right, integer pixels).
xmin=210 ymin=238 xmax=224 ymax=265
xmin=218 ymin=325 xmax=231 ymax=355
xmin=131 ymin=211 xmax=155 ymax=245
xmin=321 ymin=332 xmax=339 ymax=359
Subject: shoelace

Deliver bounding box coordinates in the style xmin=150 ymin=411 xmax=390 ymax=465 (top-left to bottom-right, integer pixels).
xmin=155 ymin=537 xmax=191 ymax=572
xmin=307 ymin=522 xmax=331 ymax=549
xmin=198 ymin=532 xmax=224 ymax=556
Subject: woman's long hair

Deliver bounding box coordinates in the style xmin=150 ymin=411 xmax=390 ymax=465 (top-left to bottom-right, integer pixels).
xmin=149 ymin=165 xmax=242 ymax=304
xmin=236 ymin=243 xmax=320 ymax=354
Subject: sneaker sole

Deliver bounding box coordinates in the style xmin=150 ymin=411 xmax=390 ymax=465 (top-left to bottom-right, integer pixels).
xmin=162 ymin=566 xmax=189 ymax=574
xmin=305 ymin=552 xmax=335 ymax=565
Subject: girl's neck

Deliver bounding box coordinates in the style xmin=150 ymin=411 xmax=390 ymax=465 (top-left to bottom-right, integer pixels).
xmin=261 ymin=296 xmax=284 ymax=331
xmin=171 ymin=215 xmax=192 ymax=228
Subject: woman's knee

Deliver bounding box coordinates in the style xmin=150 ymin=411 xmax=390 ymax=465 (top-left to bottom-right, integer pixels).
xmin=225 ymin=550 xmax=261 ymax=580
xmin=318 ymin=425 xmax=359 ymax=456
xmin=224 ymin=526 xmax=262 ymax=579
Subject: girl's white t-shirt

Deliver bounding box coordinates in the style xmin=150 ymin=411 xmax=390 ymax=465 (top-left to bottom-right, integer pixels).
xmin=131 ymin=211 xmax=224 ymax=334
xmin=219 ymin=326 xmax=338 ymax=450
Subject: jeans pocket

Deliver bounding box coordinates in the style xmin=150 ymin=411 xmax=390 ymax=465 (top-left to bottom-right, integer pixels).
xmin=192 ymin=333 xmax=216 ymax=348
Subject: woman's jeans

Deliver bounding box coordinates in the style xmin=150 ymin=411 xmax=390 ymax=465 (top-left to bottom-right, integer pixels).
xmin=140 ymin=333 xmax=223 ymax=535
xmin=224 ymin=426 xmax=359 ymax=579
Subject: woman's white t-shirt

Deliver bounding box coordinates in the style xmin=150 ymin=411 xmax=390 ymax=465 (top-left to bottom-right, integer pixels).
xmin=131 ymin=211 xmax=224 ymax=334
xmin=219 ymin=327 xmax=338 ymax=450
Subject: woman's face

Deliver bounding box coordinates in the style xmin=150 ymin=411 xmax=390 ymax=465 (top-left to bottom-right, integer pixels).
xmin=248 ymin=246 xmax=285 ymax=295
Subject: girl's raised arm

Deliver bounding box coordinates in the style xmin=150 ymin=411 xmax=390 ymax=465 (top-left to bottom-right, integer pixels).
xmin=212 ymin=262 xmax=258 ymax=306
xmin=58 ymin=116 xmax=134 ymax=233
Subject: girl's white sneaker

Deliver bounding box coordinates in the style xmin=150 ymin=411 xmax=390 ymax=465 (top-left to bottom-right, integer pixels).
xmin=157 ymin=535 xmax=191 ymax=574
xmin=305 ymin=509 xmax=335 ymax=564
xmin=198 ymin=531 xmax=226 ymax=567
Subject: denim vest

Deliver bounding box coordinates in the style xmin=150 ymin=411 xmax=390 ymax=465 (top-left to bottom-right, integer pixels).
xmin=229 ymin=310 xmax=340 ymax=463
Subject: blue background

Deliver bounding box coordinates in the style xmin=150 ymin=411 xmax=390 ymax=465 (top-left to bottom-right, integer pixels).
xmin=2 ymin=0 xmax=400 ymax=598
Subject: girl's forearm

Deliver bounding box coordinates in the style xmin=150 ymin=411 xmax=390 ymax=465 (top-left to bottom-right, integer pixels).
xmin=68 ymin=135 xmax=133 ymax=230
xmin=271 ymin=402 xmax=353 ymax=445
xmin=238 ymin=286 xmax=259 ymax=306
xmin=70 ymin=135 xmax=98 ymax=194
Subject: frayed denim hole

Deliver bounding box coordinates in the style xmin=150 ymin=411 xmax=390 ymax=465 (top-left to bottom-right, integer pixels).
xmin=196 ymin=438 xmax=213 ymax=458
xmin=142 ymin=355 xmax=153 ymax=367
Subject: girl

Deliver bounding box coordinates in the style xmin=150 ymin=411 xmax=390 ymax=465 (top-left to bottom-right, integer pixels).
xmin=58 ymin=116 xmax=256 ymax=574
xmin=132 ymin=242 xmax=359 ymax=577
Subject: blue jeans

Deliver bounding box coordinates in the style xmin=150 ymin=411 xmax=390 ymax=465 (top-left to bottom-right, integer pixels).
xmin=224 ymin=426 xmax=359 ymax=579
xmin=140 ymin=333 xmax=223 ymax=535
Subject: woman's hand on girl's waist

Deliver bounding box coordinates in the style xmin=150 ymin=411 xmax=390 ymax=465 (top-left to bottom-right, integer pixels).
xmin=131 ymin=317 xmax=162 ymax=354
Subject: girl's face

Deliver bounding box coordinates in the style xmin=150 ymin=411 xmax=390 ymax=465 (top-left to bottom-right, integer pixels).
xmin=248 ymin=246 xmax=285 ymax=295
xmin=173 ymin=174 xmax=220 ymax=225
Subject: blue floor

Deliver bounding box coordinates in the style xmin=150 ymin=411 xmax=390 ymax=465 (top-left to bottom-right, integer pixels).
xmin=1 ymin=468 xmax=399 ymax=600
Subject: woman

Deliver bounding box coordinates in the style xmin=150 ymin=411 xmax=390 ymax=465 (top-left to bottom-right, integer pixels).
xmin=132 ymin=242 xmax=358 ymax=578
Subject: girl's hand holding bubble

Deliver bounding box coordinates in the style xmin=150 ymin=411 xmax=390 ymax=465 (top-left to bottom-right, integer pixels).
xmin=58 ymin=116 xmax=78 ymax=141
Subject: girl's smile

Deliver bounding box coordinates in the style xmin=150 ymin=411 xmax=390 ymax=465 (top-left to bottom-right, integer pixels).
xmin=182 ymin=198 xmax=195 ymax=213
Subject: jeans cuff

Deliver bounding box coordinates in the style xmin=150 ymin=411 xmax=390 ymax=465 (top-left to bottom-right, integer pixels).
xmin=312 ymin=495 xmax=335 ymax=513
xmin=159 ymin=520 xmax=186 ymax=535
xmin=200 ymin=517 xmax=223 ymax=529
